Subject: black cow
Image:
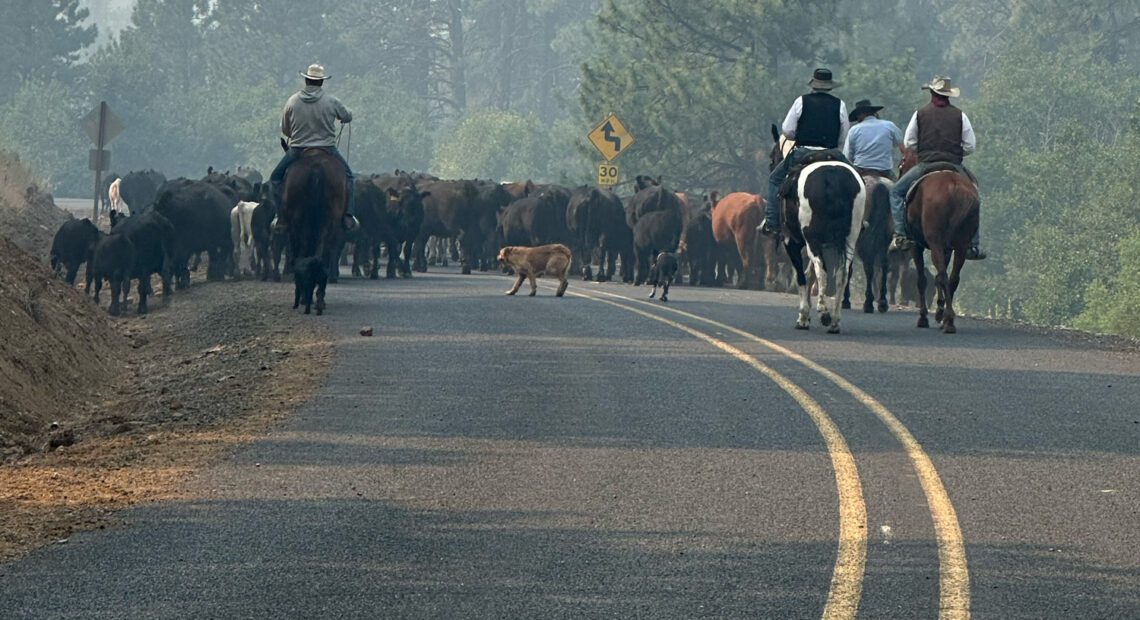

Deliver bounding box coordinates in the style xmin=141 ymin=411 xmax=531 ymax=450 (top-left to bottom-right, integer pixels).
xmin=234 ymin=166 xmax=263 ymax=187
xmin=679 ymin=209 xmax=717 ymax=286
xmin=153 ymin=178 xmax=234 ymax=286
xmin=109 ymin=211 xmax=176 ymax=315
xmin=362 ymin=173 xmax=428 ymax=278
xmin=49 ymin=218 xmax=102 ymax=291
xmin=565 ymin=186 xmax=632 ymax=282
xmin=633 ymin=210 xmax=683 ymax=285
xmin=648 ymin=251 xmax=679 ymax=302
xmin=251 ymin=184 xmax=285 ymax=281
xmin=91 ymin=233 xmax=136 ymax=316
xmin=625 ymin=183 xmax=685 ymax=230
xmin=202 ymin=167 xmax=258 ymax=204
xmin=118 ymin=169 xmax=166 ymax=212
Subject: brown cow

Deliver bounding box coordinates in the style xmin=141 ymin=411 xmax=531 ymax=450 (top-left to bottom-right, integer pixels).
xmin=710 ymin=192 xmax=785 ymax=290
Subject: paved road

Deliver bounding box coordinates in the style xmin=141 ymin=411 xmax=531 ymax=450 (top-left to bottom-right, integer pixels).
xmin=2 ymin=269 xmax=1138 ymax=619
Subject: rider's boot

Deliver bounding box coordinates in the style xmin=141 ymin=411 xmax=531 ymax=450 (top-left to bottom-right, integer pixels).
xmin=889 ymin=233 xmax=914 ymax=252
xmin=758 ymin=218 xmax=779 ymax=237
xmin=965 ymin=244 xmax=986 ymax=260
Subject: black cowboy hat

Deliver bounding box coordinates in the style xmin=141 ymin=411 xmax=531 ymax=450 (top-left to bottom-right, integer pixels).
xmin=808 ymin=68 xmax=840 ymax=90
xmin=849 ymin=99 xmax=884 ymax=122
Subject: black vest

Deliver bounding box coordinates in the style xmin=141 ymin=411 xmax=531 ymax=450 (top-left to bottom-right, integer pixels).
xmin=796 ymin=92 xmax=841 ymax=148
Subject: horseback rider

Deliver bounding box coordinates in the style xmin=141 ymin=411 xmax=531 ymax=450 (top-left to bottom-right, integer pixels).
xmin=888 ymin=76 xmax=985 ymax=259
xmin=843 ymin=99 xmax=903 ymax=180
xmin=760 ymin=68 xmax=851 ymax=236
xmin=270 ymin=62 xmax=358 ymax=231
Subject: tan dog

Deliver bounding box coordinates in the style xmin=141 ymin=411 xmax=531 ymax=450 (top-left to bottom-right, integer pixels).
xmin=498 ymin=243 xmax=572 ymax=297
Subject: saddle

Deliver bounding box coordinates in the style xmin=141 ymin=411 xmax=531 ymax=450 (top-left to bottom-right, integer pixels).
xmin=904 ymin=163 xmax=978 ymax=204
xmin=778 ymin=148 xmax=847 ymax=199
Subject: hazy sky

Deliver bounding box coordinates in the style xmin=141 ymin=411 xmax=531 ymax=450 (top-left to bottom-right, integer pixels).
xmin=82 ymin=0 xmax=135 ymax=47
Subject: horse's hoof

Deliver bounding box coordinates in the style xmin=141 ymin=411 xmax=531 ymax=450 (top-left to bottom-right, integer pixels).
xmin=841 ymin=300 xmax=851 ymax=310
xmin=935 ymin=309 xmax=945 ymax=322
xmin=863 ymin=303 xmax=874 ymax=314
xmin=820 ymin=312 xmax=832 ymax=327
xmin=660 ymin=296 xmax=668 ymax=302
xmin=942 ymin=322 xmax=956 ymax=334
xmin=827 ymin=325 xmax=841 ymax=334
xmin=795 ymin=322 xmax=810 ymax=330
xmin=877 ymin=302 xmax=888 ymax=313
xmin=917 ymin=317 xmax=929 ymax=328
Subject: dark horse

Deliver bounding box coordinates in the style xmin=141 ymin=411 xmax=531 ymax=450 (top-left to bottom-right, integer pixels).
xmin=282 ymin=148 xmax=347 ymax=315
xmin=842 ymin=175 xmax=893 ymax=313
xmin=900 ymin=151 xmax=980 ymax=333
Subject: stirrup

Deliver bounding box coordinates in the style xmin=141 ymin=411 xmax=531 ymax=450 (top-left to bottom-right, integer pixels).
xmin=272 ymin=216 xmax=286 ymax=232
xmin=758 ymin=219 xmax=779 ymax=236
xmin=343 ymin=215 xmax=359 ymax=231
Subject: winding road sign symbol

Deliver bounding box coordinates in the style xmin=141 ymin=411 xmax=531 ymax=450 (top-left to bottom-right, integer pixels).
xmin=588 ymin=114 xmax=634 ymax=161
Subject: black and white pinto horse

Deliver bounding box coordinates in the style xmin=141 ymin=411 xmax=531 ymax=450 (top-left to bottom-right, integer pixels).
xmin=782 ymin=161 xmax=866 ymax=333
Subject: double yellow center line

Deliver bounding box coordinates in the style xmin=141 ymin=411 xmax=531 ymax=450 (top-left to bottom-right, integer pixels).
xmin=568 ymin=287 xmax=970 ymax=620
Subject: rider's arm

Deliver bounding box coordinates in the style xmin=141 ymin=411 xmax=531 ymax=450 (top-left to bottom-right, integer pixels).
xmin=960 ymin=112 xmax=976 ymax=155
xmin=903 ymin=112 xmax=919 ymax=150
xmin=333 ymin=97 xmax=353 ymax=124
xmin=842 ymin=125 xmax=856 ymax=160
xmin=780 ymin=97 xmax=802 ymax=139
xmin=837 ymin=100 xmax=850 ymax=149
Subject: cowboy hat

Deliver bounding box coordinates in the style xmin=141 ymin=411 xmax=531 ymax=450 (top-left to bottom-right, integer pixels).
xmin=808 ymin=68 xmax=840 ymax=90
xmin=848 ymin=99 xmax=884 ymax=122
xmin=300 ymin=63 xmax=331 ymax=81
xmin=923 ymin=75 xmax=960 ymax=97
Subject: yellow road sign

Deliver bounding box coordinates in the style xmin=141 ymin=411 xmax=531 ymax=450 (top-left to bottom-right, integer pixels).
xmin=588 ymin=114 xmax=634 ymax=161
xmin=598 ymin=162 xmax=620 ymax=186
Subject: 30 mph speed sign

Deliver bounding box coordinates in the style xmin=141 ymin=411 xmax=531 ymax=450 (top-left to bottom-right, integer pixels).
xmin=598 ymin=163 xmax=620 ymax=186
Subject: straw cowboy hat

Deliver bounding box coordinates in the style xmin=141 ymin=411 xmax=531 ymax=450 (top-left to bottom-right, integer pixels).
xmin=849 ymin=99 xmax=884 ymax=122
xmin=923 ymin=75 xmax=960 ymax=97
xmin=300 ymin=63 xmax=331 ymax=81
xmin=808 ymin=68 xmax=840 ymax=90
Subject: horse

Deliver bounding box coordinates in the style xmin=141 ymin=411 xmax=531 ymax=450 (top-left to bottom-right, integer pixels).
xmin=842 ymin=173 xmax=893 ymax=313
xmin=281 ymin=148 xmax=348 ymax=315
xmin=900 ymin=150 xmax=980 ymax=333
xmin=780 ymin=155 xmax=866 ymax=333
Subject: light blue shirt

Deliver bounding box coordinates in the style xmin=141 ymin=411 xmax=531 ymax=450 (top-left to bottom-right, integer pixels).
xmin=843 ymin=117 xmax=903 ymax=171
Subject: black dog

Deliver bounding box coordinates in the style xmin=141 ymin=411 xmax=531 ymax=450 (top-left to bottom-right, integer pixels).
xmin=648 ymin=251 xmax=679 ymax=302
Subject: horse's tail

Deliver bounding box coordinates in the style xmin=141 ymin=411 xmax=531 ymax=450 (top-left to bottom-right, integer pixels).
xmin=865 ymin=181 xmax=892 ymax=240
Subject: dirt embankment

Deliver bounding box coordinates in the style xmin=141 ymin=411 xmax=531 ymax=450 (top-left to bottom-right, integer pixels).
xmin=0 ymin=151 xmax=334 ymax=562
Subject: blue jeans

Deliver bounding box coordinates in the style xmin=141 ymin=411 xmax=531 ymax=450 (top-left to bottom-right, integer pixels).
xmin=270 ymin=146 xmax=355 ymax=217
xmin=890 ymin=163 xmax=981 ymax=246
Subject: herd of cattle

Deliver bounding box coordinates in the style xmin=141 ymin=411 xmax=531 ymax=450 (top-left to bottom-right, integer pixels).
xmin=47 ymin=166 xmax=929 ymax=316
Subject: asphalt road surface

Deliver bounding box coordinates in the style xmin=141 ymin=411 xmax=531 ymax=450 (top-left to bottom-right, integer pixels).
xmin=2 ymin=268 xmax=1138 ymax=619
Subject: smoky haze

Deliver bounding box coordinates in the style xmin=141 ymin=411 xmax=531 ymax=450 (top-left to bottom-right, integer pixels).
xmin=2 ymin=0 xmax=1139 ymax=332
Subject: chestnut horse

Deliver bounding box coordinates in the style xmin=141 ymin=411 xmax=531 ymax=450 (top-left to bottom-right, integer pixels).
xmin=281 ymin=148 xmax=347 ymax=315
xmin=900 ymin=150 xmax=979 ymax=333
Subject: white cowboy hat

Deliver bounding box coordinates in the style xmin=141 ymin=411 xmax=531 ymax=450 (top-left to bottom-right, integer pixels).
xmin=923 ymin=75 xmax=960 ymax=97
xmin=300 ymin=63 xmax=331 ymax=81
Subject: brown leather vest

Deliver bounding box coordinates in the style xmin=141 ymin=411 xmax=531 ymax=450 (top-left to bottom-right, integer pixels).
xmin=916 ymin=103 xmax=964 ymax=164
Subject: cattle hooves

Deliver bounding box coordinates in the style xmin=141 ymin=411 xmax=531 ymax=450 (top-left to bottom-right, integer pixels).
xmin=795 ymin=322 xmax=810 ymax=330
xmin=877 ymin=302 xmax=888 ymax=313
xmin=528 ymin=291 xmax=536 ymax=297
xmin=841 ymin=300 xmax=851 ymax=310
xmin=917 ymin=317 xmax=930 ymax=328
xmin=505 ymin=290 xmax=515 ymax=295
xmin=827 ymin=325 xmax=841 ymax=334
xmin=943 ymin=323 xmax=956 ymax=334
xmin=660 ymin=296 xmax=668 ymax=302
xmin=820 ymin=312 xmax=832 ymax=327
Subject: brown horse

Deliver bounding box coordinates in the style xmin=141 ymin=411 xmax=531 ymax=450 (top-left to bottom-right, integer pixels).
xmin=282 ymin=148 xmax=348 ymax=315
xmin=900 ymin=150 xmax=979 ymax=333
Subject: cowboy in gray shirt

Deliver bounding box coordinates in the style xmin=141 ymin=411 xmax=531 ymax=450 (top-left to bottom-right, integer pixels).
xmin=270 ymin=63 xmax=357 ymax=230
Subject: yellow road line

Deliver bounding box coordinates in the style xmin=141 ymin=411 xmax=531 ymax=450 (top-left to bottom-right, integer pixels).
xmin=570 ymin=292 xmax=867 ymax=620
xmin=580 ymin=288 xmax=970 ymax=619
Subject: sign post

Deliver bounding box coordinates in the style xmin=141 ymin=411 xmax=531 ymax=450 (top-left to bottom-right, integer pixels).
xmin=80 ymin=102 xmax=124 ymax=222
xmin=588 ymin=113 xmax=634 ymax=187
